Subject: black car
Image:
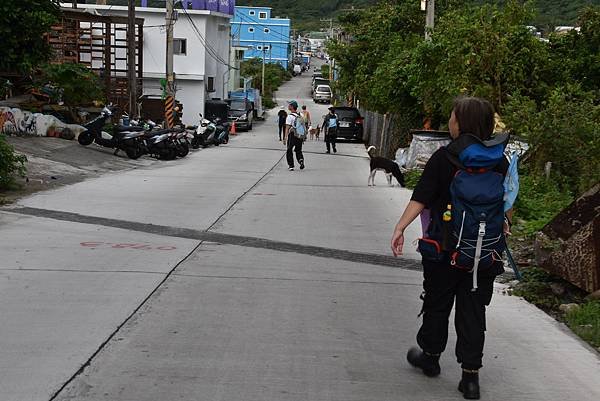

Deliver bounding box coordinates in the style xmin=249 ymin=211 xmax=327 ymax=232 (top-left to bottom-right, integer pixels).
xmin=334 ymin=107 xmax=364 ymax=142
xmin=226 ymin=98 xmax=254 ymax=130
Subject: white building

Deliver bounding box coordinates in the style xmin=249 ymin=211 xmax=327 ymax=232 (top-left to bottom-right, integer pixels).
xmin=72 ymin=3 xmax=232 ymax=125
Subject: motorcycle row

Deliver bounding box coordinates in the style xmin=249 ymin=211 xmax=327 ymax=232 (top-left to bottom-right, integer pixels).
xmin=77 ymin=105 xmax=230 ymax=160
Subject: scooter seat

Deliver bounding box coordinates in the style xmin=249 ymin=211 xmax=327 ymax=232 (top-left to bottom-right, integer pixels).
xmin=116 ymin=125 xmax=145 ymax=132
xmin=121 ymin=131 xmax=146 ymax=140
xmin=146 ymin=129 xmax=171 ymax=137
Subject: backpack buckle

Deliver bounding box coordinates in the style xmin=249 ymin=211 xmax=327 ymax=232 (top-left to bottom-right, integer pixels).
xmin=478 ymin=222 xmax=486 ymax=236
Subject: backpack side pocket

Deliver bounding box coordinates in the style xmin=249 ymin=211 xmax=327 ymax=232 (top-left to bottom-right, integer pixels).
xmin=417 ymin=238 xmax=445 ymax=263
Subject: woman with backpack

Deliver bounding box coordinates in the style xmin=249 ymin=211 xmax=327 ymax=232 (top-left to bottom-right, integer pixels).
xmin=390 ymin=97 xmax=513 ymax=400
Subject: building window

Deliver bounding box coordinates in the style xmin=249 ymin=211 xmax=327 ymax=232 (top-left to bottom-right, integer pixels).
xmin=259 ymin=12 xmax=267 ymax=19
xmin=264 ymin=28 xmax=270 ymax=33
xmin=173 ymin=38 xmax=187 ymax=55
xmin=248 ymin=27 xmax=254 ymax=33
xmin=249 ymin=10 xmax=255 ymax=16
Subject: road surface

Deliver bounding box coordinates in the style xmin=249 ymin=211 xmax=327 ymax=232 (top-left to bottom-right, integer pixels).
xmin=1 ymin=69 xmax=599 ymax=401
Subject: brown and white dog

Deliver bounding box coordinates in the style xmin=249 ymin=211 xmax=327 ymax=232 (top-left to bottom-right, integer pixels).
xmin=367 ymin=146 xmax=405 ymax=187
xmin=308 ymin=125 xmax=320 ymax=140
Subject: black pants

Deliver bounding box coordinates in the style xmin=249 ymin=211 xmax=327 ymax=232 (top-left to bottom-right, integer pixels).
xmin=286 ymin=135 xmax=304 ymax=167
xmin=278 ymin=123 xmax=285 ymax=140
xmin=325 ymin=128 xmax=337 ymax=152
xmin=417 ymin=260 xmax=496 ymax=370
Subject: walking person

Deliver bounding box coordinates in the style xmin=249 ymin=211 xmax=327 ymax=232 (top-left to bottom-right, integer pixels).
xmin=277 ymin=106 xmax=287 ymax=141
xmin=390 ymin=97 xmax=513 ymax=400
xmin=301 ymin=105 xmax=311 ymax=136
xmin=323 ymin=107 xmax=338 ymax=153
xmin=284 ymin=100 xmax=305 ymax=171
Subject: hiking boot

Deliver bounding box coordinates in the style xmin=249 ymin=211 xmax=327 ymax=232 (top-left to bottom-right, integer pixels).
xmin=288 ymin=167 xmax=294 ymax=171
xmin=458 ymin=370 xmax=480 ymax=400
xmin=326 ymin=150 xmax=331 ymax=154
xmin=333 ymin=148 xmax=337 ymax=153
xmin=299 ymin=160 xmax=305 ymax=170
xmin=406 ymin=347 xmax=441 ymax=377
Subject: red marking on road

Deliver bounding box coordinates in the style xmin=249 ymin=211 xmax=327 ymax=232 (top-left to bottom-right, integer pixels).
xmin=80 ymin=242 xmax=177 ymax=251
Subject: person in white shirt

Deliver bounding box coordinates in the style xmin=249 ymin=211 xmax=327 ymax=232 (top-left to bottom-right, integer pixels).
xmin=283 ymin=100 xmax=305 ymax=171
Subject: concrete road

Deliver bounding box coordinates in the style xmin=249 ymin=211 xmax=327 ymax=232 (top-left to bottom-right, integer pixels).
xmin=1 ymin=69 xmax=599 ymax=401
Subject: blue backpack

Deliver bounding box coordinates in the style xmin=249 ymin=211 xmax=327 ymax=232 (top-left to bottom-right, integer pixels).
xmin=290 ymin=112 xmax=307 ymax=139
xmin=447 ymin=133 xmax=509 ymax=290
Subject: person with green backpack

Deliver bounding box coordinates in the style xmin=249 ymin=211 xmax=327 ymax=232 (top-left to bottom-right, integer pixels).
xmin=284 ymin=100 xmax=306 ymax=171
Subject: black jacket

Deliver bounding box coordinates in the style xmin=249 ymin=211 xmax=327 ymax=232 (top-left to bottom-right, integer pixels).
xmin=278 ymin=110 xmax=288 ymax=125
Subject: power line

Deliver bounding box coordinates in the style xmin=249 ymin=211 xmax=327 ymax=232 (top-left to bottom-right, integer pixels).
xmin=179 ymin=6 xmax=238 ymax=70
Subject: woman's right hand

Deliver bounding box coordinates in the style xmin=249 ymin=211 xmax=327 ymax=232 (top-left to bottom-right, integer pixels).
xmin=391 ymin=227 xmax=405 ymax=257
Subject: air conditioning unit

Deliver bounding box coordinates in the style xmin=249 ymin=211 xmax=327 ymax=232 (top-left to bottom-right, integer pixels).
xmin=206 ymin=77 xmax=215 ymax=93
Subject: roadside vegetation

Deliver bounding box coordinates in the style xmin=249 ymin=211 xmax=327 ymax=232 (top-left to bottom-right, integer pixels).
xmin=240 ymin=58 xmax=293 ymax=108
xmin=1 ymin=0 xmax=61 ymax=194
xmin=0 ymin=135 xmax=27 ymax=192
xmin=329 ymin=0 xmax=600 ymax=349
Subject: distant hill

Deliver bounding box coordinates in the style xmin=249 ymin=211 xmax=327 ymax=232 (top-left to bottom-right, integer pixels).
xmin=236 ymin=0 xmax=600 ymax=30
xmin=82 ymin=1 xmax=600 ymax=30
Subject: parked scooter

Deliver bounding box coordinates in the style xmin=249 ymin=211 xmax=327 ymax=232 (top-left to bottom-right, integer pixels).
xmin=172 ymin=129 xmax=191 ymax=157
xmin=128 ymin=119 xmax=188 ymax=160
xmin=191 ymin=113 xmax=218 ymax=148
xmin=78 ymin=105 xmax=145 ymax=159
xmin=213 ymin=117 xmax=229 ymax=145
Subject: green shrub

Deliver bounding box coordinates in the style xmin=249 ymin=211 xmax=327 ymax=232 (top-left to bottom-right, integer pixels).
xmin=34 ymin=63 xmax=105 ymax=106
xmin=263 ymin=96 xmax=276 ymax=109
xmin=240 ymin=59 xmax=292 ymax=104
xmin=0 ymin=134 xmax=27 ymax=190
xmin=403 ymin=169 xmax=422 ymax=190
xmin=566 ymin=301 xmax=600 ymax=349
xmin=513 ymin=174 xmax=573 ymax=236
xmin=504 ymin=84 xmax=600 ymax=195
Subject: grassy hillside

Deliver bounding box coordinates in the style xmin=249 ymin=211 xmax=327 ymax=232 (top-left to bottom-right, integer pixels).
xmin=84 ymin=1 xmax=600 ymax=30
xmin=237 ymin=0 xmax=600 ymax=30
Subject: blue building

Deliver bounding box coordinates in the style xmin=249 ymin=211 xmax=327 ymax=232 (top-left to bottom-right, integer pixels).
xmin=231 ymin=6 xmax=291 ymax=69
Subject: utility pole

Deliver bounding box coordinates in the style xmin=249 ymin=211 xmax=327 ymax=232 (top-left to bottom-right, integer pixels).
xmin=261 ymin=45 xmax=266 ymax=96
xmin=165 ymin=0 xmax=175 ymax=97
xmin=165 ymin=0 xmax=175 ymax=127
xmin=424 ymin=0 xmax=435 ymax=41
xmin=127 ymin=0 xmax=137 ymax=117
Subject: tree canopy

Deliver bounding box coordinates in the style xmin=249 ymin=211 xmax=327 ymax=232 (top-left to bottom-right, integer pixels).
xmin=0 ymin=0 xmax=60 ymax=73
xmin=330 ymin=0 xmax=600 ymax=194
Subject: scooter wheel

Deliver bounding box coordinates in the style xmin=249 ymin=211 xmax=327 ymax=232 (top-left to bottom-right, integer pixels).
xmin=78 ymin=131 xmax=94 ymax=146
xmin=125 ymin=146 xmax=142 ymax=160
xmin=177 ymin=143 xmax=189 ymax=158
xmin=160 ymin=148 xmax=177 ymax=160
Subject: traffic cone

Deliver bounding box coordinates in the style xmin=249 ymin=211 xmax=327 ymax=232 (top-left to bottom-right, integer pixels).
xmin=230 ymin=121 xmax=237 ymax=135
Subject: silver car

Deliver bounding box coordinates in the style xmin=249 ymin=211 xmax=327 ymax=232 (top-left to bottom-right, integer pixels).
xmin=313 ymin=85 xmax=332 ymax=103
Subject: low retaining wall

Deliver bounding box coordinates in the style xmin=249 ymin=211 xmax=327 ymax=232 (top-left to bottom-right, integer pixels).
xmin=0 ymin=107 xmax=85 ymax=140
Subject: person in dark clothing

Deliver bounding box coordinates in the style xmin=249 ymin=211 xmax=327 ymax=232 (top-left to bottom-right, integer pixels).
xmin=322 ymin=107 xmax=338 ymax=153
xmin=390 ymin=97 xmax=512 ymax=400
xmin=277 ymin=107 xmax=288 ymax=141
